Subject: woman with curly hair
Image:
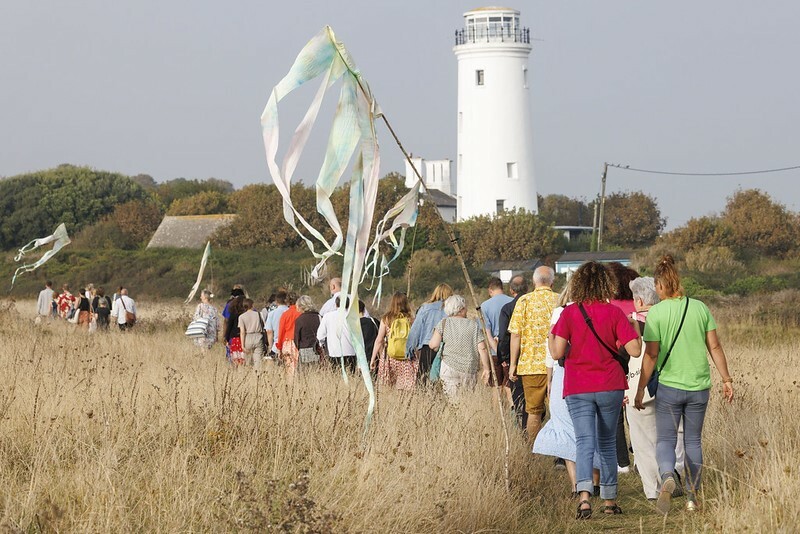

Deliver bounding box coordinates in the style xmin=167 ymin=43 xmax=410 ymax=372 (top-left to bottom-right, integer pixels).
xmin=635 ymin=255 xmax=734 ymax=514
xmin=551 ymin=261 xmax=641 ymax=519
xmin=370 ymin=292 xmax=418 ymax=390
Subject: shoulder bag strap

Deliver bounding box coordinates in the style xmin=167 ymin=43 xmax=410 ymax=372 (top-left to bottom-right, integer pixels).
xmin=439 ymin=319 xmax=447 ymax=356
xmin=578 ymin=303 xmax=619 ymax=358
xmin=658 ymin=297 xmax=691 ymax=373
xmin=119 ymin=297 xmax=128 ymax=312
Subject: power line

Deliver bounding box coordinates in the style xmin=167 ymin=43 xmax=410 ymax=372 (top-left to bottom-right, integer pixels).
xmin=607 ymin=163 xmax=800 ymax=177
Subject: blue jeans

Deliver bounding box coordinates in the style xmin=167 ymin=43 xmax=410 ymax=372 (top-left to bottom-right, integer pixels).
xmin=566 ymin=390 xmax=624 ymax=499
xmin=655 ymin=384 xmax=709 ymax=499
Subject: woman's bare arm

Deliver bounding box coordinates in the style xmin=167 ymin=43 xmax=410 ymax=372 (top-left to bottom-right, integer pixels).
xmin=706 ymin=329 xmax=734 ymax=403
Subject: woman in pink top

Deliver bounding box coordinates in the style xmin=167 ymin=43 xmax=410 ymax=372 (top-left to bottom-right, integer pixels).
xmin=551 ymin=261 xmax=641 ymax=519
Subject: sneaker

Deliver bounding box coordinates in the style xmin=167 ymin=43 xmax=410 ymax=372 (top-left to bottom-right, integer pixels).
xmin=617 ymin=465 xmax=630 ymax=474
xmin=656 ymin=475 xmax=676 ymax=515
xmin=686 ymin=499 xmax=699 ymax=512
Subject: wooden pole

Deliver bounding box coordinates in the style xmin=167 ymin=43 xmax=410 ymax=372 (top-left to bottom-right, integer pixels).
xmin=344 ymin=67 xmax=512 ymax=492
xmin=377 ymin=112 xmax=512 ymax=494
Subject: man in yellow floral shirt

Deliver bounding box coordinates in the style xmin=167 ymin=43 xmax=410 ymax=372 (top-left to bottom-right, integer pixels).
xmin=508 ymin=266 xmax=558 ymax=440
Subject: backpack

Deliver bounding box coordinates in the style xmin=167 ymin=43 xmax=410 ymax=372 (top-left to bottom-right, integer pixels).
xmin=386 ymin=315 xmax=410 ymax=360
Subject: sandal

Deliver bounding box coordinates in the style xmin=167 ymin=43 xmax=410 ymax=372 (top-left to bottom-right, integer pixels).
xmin=576 ymin=499 xmax=592 ymax=520
xmin=603 ymin=504 xmax=623 ymax=515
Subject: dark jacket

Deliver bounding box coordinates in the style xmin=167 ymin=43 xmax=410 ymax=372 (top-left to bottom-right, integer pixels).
xmin=294 ymin=311 xmax=321 ymax=349
xmin=497 ymin=294 xmax=523 ymax=362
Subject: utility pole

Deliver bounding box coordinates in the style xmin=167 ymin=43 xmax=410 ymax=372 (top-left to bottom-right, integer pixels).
xmin=590 ymin=199 xmax=599 ymax=251
xmin=597 ymin=162 xmax=608 ymax=251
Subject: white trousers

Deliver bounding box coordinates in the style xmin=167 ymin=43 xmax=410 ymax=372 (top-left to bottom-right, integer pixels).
xmin=626 ymin=399 xmax=685 ymax=499
xmin=440 ymin=360 xmax=477 ymax=399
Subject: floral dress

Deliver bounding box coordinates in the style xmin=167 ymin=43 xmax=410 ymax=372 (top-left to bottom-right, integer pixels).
xmin=194 ymin=302 xmax=220 ymax=350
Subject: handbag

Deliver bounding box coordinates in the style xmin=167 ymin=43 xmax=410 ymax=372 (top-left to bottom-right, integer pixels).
xmin=185 ymin=317 xmax=210 ymax=338
xmin=646 ymin=297 xmax=690 ymax=397
xmin=67 ymin=306 xmax=80 ymax=324
xmin=429 ymin=319 xmax=446 ymax=382
xmin=578 ymin=303 xmax=630 ymax=375
xmin=257 ymin=310 xmax=269 ymax=353
xmin=119 ymin=297 xmax=136 ymax=326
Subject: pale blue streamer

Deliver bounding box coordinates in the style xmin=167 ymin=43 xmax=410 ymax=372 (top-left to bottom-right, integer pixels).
xmin=10 ymin=223 xmax=71 ymax=290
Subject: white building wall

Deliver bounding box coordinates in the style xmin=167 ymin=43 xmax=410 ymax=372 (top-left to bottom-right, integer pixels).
xmin=404 ymin=157 xmax=424 ymax=189
xmin=424 ymin=159 xmax=453 ymax=196
xmin=454 ymin=8 xmax=538 ymax=220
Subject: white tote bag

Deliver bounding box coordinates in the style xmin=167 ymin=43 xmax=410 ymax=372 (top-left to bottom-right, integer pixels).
xmin=185 ymin=317 xmax=210 ymax=339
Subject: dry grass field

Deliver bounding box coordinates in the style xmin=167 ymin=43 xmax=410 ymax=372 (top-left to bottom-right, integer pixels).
xmin=0 ymin=297 xmax=797 ymax=532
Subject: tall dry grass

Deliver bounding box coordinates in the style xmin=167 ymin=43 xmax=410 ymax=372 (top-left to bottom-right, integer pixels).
xmin=0 ymin=298 xmax=797 ymax=532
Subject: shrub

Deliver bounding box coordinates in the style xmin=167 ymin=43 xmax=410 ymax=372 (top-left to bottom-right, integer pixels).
xmin=721 ymin=189 xmax=798 ymax=257
xmin=167 ymin=191 xmax=229 ymax=216
xmin=456 ymin=209 xmax=559 ymax=265
xmin=685 ymin=246 xmax=744 ymax=276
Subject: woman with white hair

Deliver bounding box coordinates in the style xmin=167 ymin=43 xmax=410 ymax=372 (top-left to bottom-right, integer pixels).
xmin=193 ymin=289 xmax=221 ymax=350
xmin=293 ymin=295 xmax=321 ymax=369
xmin=428 ymin=295 xmax=491 ymax=397
xmin=625 ymin=276 xmax=686 ymax=503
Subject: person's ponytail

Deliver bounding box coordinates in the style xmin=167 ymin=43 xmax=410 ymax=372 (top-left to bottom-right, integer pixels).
xmin=654 ymin=254 xmax=684 ymax=297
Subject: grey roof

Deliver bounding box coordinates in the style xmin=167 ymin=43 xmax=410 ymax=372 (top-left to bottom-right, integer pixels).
xmin=555 ymin=251 xmax=633 ymax=263
xmin=147 ymin=214 xmax=236 ymax=249
xmin=425 ymin=188 xmax=457 ymax=208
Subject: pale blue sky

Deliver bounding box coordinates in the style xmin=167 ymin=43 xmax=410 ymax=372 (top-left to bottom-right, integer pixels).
xmin=2 ymin=1 xmax=798 ymax=228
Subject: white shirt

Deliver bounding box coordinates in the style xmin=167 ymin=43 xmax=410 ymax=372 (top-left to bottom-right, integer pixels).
xmin=318 ymin=291 xmax=341 ymax=317
xmin=316 ymin=310 xmax=355 ymax=357
xmin=111 ymin=295 xmax=137 ymax=324
xmin=37 ymin=288 xmax=54 ymax=316
xmin=319 ymin=291 xmax=370 ymax=318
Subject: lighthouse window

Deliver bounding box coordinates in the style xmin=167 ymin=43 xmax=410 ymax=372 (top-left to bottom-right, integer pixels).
xmin=496 ymin=199 xmax=505 ymax=214
xmin=523 ymin=67 xmax=528 ymax=89
xmin=476 ymin=69 xmax=484 ymax=85
xmin=507 ymin=162 xmax=518 ymax=179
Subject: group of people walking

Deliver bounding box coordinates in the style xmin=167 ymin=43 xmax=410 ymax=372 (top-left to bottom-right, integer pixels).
xmin=187 ymin=254 xmax=733 ymax=519
xmin=506 ymin=257 xmax=733 ymax=519
xmin=36 ymin=281 xmax=137 ymax=331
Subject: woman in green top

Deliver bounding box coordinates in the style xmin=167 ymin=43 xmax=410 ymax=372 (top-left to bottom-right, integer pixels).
xmin=634 ymin=255 xmax=734 ymax=515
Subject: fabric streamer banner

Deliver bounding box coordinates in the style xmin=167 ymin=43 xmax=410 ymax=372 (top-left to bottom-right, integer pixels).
xmin=261 ymin=26 xmax=419 ymax=428
xmin=185 ymin=241 xmax=211 ymax=304
xmin=11 ymin=223 xmax=71 ymax=290
xmin=362 ymin=182 xmax=420 ymax=304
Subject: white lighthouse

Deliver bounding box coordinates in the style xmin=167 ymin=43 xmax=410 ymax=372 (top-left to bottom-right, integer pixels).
xmin=454 ymin=7 xmax=538 ymax=220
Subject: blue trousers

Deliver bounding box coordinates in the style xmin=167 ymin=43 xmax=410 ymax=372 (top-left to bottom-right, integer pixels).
xmin=655 ymin=384 xmax=709 ymax=499
xmin=566 ymin=390 xmax=624 ymax=499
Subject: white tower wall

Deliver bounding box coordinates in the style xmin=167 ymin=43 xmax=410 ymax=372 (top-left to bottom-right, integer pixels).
xmin=404 ymin=157 xmax=424 ymax=188
xmin=454 ymin=7 xmax=538 ymax=220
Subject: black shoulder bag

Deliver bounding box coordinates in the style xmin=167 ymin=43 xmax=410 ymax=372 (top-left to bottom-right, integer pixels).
xmin=578 ymin=303 xmax=630 ymax=375
xmin=646 ymin=297 xmax=690 ymax=397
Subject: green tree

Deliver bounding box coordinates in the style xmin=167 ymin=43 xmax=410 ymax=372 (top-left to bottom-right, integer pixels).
xmin=538 ymin=194 xmax=593 ymax=226
xmin=663 ymin=216 xmax=730 ymax=252
xmin=167 ymin=191 xmax=229 ymax=216
xmin=457 ymin=209 xmax=560 ymax=265
xmin=720 ymin=189 xmax=797 ymax=257
xmin=603 ymin=191 xmax=665 ymax=248
xmin=74 ymin=199 xmax=163 ymax=250
xmin=213 ymin=184 xmax=315 ymax=249
xmin=0 ymin=165 xmax=151 ymax=250
xmin=155 ymin=177 xmax=235 ymax=207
